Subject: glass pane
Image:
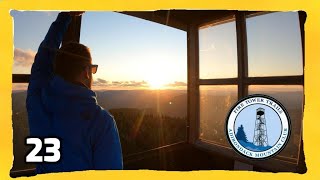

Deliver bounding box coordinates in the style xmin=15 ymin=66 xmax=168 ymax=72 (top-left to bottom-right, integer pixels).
xmin=246 ymin=12 xmax=303 ymax=77
xmin=199 ymin=18 xmax=238 ymax=79
xmin=249 ymin=85 xmax=303 ymax=161
xmin=81 ymin=12 xmax=187 ymax=156
xmin=199 ymin=85 xmax=238 ymax=146
xmin=107 ymin=90 xmax=187 ymax=155
xmin=11 ymin=11 xmax=60 ymax=74
xmin=12 ymin=83 xmax=35 ymax=171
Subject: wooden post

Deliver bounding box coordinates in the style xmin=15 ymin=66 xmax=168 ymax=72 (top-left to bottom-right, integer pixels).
xmin=187 ymin=23 xmax=199 ymax=144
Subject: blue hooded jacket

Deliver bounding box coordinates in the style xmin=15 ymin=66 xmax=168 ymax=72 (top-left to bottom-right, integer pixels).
xmin=26 ymin=12 xmax=123 ymax=173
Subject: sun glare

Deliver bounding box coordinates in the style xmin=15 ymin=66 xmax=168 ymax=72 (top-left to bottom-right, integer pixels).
xmin=146 ymin=71 xmax=171 ymax=89
xmin=148 ymin=79 xmax=166 ymax=89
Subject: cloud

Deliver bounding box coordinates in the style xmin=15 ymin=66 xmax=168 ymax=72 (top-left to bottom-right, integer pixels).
xmin=96 ymin=78 xmax=108 ymax=84
xmin=108 ymin=80 xmax=149 ymax=87
xmin=122 ymin=81 xmax=148 ymax=87
xmin=111 ymin=81 xmax=121 ymax=85
xmin=93 ymin=78 xmax=186 ymax=90
xmin=93 ymin=78 xmax=149 ymax=88
xmin=166 ymin=81 xmax=187 ymax=87
xmin=14 ymin=48 xmax=36 ymax=67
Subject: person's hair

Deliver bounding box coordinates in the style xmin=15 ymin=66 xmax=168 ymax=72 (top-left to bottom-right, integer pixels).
xmin=54 ymin=42 xmax=92 ymax=82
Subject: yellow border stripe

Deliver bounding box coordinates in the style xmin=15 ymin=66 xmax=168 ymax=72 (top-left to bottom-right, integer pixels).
xmin=1 ymin=0 xmax=320 ymax=179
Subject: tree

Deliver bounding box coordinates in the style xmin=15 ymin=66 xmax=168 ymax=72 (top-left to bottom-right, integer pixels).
xmin=236 ymin=124 xmax=248 ymax=143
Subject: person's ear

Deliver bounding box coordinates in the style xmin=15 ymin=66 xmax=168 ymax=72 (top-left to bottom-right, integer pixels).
xmin=84 ymin=66 xmax=90 ymax=79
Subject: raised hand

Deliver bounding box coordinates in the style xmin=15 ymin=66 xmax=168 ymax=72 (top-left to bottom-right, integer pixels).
xmin=68 ymin=11 xmax=85 ymax=16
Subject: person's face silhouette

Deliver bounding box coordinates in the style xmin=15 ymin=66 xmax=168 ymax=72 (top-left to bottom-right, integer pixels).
xmin=80 ymin=64 xmax=97 ymax=89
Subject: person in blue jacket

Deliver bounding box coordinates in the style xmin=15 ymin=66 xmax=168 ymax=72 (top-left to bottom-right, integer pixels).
xmin=26 ymin=11 xmax=123 ymax=173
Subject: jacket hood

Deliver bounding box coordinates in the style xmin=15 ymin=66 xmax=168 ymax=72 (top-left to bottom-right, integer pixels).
xmin=41 ymin=76 xmax=97 ymax=114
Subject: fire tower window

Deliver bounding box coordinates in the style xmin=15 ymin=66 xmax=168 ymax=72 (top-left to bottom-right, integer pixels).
xmin=80 ymin=12 xmax=188 ymax=156
xmin=196 ymin=11 xmax=304 ymax=167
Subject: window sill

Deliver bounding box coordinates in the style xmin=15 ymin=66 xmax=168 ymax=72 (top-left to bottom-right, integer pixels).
xmin=193 ymin=139 xmax=299 ymax=172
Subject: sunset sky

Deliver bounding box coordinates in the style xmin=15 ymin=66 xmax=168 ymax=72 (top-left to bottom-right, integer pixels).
xmin=11 ymin=11 xmax=302 ymax=90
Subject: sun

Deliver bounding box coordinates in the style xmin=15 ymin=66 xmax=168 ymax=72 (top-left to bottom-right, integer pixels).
xmin=146 ymin=73 xmax=170 ymax=89
xmin=144 ymin=62 xmax=173 ymax=89
xmin=148 ymin=79 xmax=166 ymax=89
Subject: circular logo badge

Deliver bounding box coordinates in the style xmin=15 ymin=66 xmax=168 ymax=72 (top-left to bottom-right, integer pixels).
xmin=226 ymin=94 xmax=291 ymax=160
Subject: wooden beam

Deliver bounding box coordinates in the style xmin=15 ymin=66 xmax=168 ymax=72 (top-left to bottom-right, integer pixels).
xmin=235 ymin=11 xmax=248 ymax=99
xmin=297 ymin=11 xmax=306 ymax=174
xmin=197 ymin=12 xmax=236 ymax=28
xmin=194 ymin=140 xmax=299 ymax=172
xmin=12 ymin=74 xmax=30 ymax=83
xmin=298 ymin=11 xmax=306 ymax=69
xmin=187 ymin=23 xmax=199 ymax=144
xmin=62 ymin=15 xmax=82 ymax=45
xmin=120 ymin=11 xmax=188 ymax=31
xmin=244 ymin=76 xmax=304 ymax=85
xmin=198 ymin=76 xmax=303 ymax=86
xmin=124 ymin=141 xmax=187 ymax=165
xmin=199 ymin=78 xmax=238 ymax=85
xmin=10 ymin=168 xmax=36 ymax=178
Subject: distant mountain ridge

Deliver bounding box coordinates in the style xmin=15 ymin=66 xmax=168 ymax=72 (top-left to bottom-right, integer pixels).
xmin=96 ymin=90 xmax=187 ymax=118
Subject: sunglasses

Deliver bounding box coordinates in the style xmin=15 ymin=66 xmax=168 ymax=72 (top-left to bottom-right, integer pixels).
xmin=89 ymin=64 xmax=98 ymax=74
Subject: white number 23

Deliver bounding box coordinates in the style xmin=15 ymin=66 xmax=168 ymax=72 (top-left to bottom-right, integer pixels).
xmin=26 ymin=138 xmax=61 ymax=163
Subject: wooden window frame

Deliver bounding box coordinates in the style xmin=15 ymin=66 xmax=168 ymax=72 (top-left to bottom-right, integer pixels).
xmin=188 ymin=11 xmax=305 ymax=172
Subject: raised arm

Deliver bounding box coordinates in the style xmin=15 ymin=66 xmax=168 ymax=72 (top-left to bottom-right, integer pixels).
xmin=28 ymin=12 xmax=72 ymax=96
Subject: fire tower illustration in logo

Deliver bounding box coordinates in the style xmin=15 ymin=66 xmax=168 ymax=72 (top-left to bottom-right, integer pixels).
xmin=253 ymin=108 xmax=268 ymax=147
